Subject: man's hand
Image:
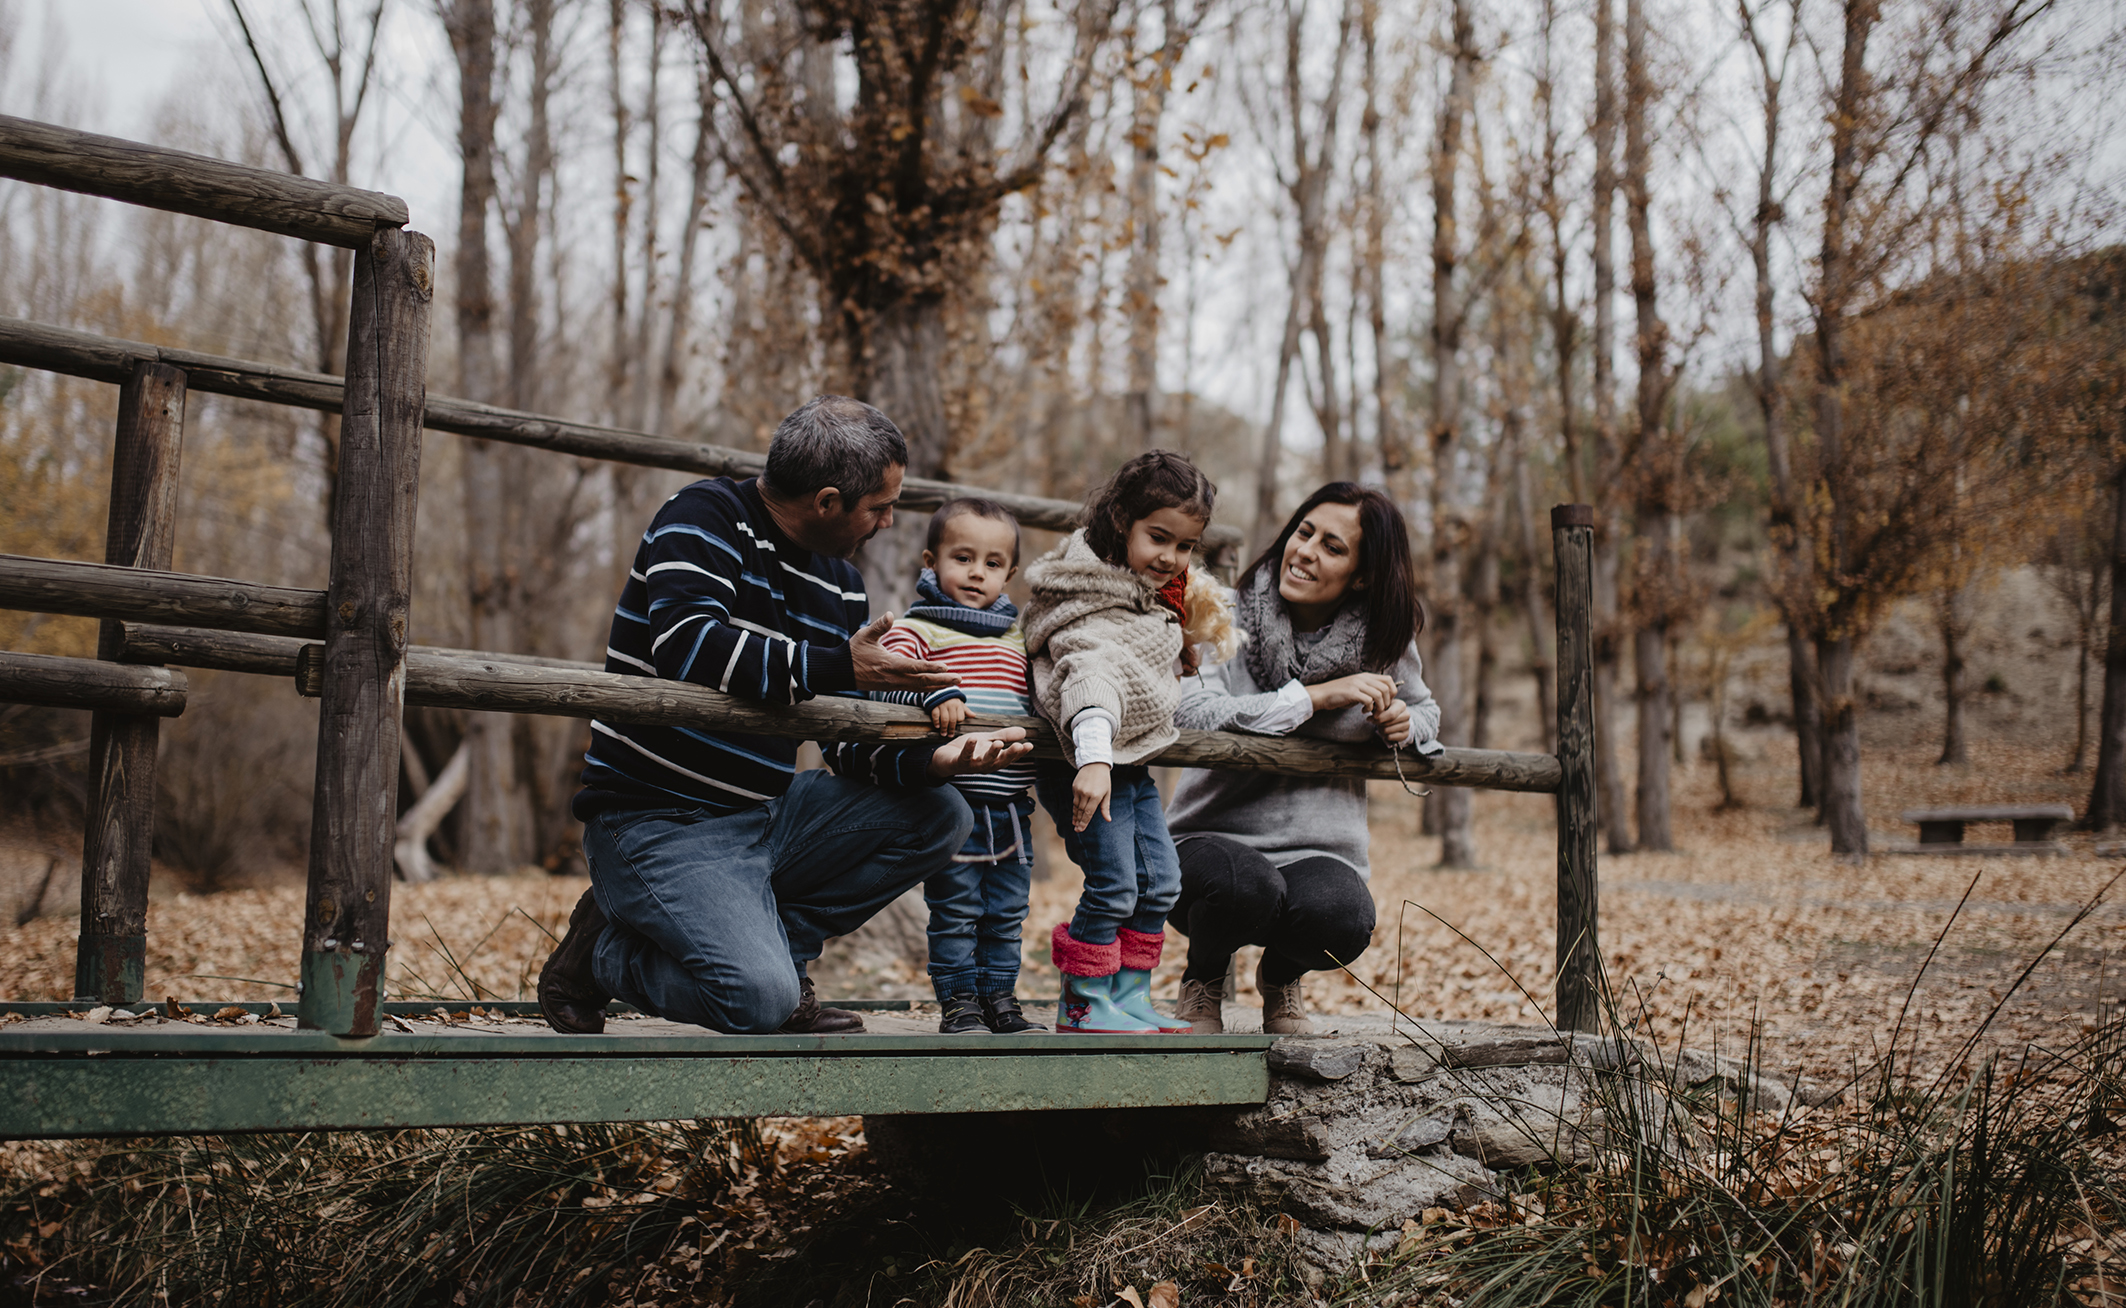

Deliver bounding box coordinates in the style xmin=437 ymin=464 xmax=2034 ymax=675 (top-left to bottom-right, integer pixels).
xmin=850 ymin=613 xmax=959 ymax=692
xmin=1071 ymin=762 xmax=1112 ymax=832
xmin=927 ymin=728 xmax=1033 ymax=779
xmin=930 ymin=698 xmax=969 ymax=735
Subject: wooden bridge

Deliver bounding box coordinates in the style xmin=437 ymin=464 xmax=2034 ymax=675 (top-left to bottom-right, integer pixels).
xmin=0 ymin=114 xmax=1599 ymax=1139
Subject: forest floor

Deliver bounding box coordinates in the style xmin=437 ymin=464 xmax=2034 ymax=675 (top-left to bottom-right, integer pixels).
xmin=2 ymin=738 xmax=2115 ymax=1087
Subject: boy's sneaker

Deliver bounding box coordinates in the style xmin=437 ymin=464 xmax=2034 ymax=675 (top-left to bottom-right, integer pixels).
xmin=977 ymin=991 xmax=1047 ymax=1033
xmin=939 ymin=992 xmax=990 ymax=1035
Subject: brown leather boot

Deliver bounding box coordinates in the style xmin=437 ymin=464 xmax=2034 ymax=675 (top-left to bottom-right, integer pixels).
xmin=1174 ymin=975 xmax=1227 ymax=1035
xmin=537 ymin=888 xmax=612 ymax=1034
xmin=778 ymin=976 xmax=865 ymax=1034
xmin=1257 ymin=958 xmax=1315 ymax=1036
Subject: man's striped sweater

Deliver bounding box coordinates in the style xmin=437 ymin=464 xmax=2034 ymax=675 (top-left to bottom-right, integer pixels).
xmin=572 ymin=477 xmax=940 ymax=820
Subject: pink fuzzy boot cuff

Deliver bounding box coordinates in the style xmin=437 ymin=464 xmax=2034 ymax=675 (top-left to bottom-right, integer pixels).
xmin=1051 ymin=924 xmax=1121 ymax=977
xmin=1117 ymin=928 xmax=1165 ymax=971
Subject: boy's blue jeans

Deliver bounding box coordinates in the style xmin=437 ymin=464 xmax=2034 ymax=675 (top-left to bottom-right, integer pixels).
xmin=581 ymin=769 xmax=972 ymax=1033
xmin=924 ymin=795 xmax=1036 ymax=999
xmin=1034 ymin=761 xmax=1181 ymax=945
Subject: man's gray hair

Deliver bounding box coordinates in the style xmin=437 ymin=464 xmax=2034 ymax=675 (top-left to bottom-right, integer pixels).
xmin=761 ymin=395 xmax=909 ymax=505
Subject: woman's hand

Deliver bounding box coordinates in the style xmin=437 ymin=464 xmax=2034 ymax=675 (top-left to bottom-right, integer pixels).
xmin=1307 ymin=672 xmax=1398 ymax=716
xmin=1374 ymin=698 xmax=1413 ymax=745
xmin=1071 ymin=762 xmax=1113 ymax=832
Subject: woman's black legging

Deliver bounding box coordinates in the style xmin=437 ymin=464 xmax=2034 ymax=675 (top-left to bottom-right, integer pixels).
xmin=1171 ymin=834 xmax=1376 ymax=986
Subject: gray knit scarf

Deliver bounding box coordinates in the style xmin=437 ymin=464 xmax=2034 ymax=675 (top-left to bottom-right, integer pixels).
xmin=1239 ymin=565 xmax=1368 ymax=688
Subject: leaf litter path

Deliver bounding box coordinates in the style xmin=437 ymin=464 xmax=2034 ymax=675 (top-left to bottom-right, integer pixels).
xmin=2 ymin=743 xmax=2117 ymax=1084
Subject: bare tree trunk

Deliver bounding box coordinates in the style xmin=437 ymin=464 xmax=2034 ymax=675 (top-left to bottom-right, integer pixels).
xmin=1625 ymin=0 xmax=1672 ymax=851
xmin=606 ymin=0 xmax=633 ymax=427
xmin=1786 ymin=629 xmax=1824 ymax=807
xmin=1810 ymin=0 xmax=1878 ymax=857
xmin=446 ymin=0 xmax=532 ymax=877
xmin=1736 ymin=0 xmax=1820 ymax=810
xmin=1937 ymin=582 xmax=1970 ymax=765
xmin=1589 ymin=0 xmax=1632 ymax=855
xmin=625 ymin=5 xmax=667 ymax=433
xmin=1254 ymin=0 xmax=1354 ymax=551
xmin=657 ymin=67 xmax=717 ymax=439
xmin=2070 ymin=628 xmax=2092 ymax=773
xmin=1359 ymin=0 xmax=1398 ymax=494
xmin=1470 ymin=501 xmax=1502 ymax=752
xmin=1124 ymin=0 xmax=1196 ymax=450
xmin=1818 ymin=633 xmax=1867 ymax=853
xmin=506 ymin=0 xmax=556 ymax=414
xmin=1536 ymin=0 xmax=1581 ymax=506
xmin=1513 ymin=434 xmax=1557 ymax=752
xmin=2090 ymin=462 xmax=2126 ymax=832
xmin=855 ymin=296 xmax=954 ymax=614
xmin=1429 ymin=0 xmax=1478 ymax=869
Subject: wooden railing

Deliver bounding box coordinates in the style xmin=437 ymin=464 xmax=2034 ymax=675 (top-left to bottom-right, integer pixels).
xmin=0 ymin=114 xmax=1599 ymax=1039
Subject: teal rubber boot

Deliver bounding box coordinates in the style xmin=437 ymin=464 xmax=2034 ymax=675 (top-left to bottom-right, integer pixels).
xmin=1056 ymin=970 xmax=1159 ymax=1034
xmin=1109 ymin=967 xmax=1191 ymax=1033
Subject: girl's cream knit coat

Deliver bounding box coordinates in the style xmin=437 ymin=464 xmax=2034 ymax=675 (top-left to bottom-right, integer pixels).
xmin=1022 ymin=530 xmax=1184 ymax=767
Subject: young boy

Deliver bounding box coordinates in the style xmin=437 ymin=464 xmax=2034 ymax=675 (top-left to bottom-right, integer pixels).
xmin=874 ymin=498 xmax=1045 ymax=1034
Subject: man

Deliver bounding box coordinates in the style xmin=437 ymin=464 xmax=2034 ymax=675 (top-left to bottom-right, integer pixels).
xmin=538 ymin=395 xmax=1033 ymax=1035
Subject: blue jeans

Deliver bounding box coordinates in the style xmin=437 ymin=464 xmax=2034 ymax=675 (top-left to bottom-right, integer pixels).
xmin=581 ymin=770 xmax=972 ymax=1033
xmin=1033 ymin=762 xmax=1181 ymax=945
xmin=925 ymin=796 xmax=1036 ymax=998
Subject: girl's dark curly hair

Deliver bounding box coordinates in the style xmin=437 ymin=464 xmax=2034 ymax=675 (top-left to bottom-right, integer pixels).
xmin=1080 ymin=451 xmax=1217 ymax=566
xmin=1240 ymin=481 xmax=1424 ymax=673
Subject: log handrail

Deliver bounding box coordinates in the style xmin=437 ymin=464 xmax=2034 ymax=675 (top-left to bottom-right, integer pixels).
xmin=0 ymin=554 xmax=327 ymax=639
xmin=0 ymin=316 xmax=1242 ymax=547
xmin=0 ymin=115 xmax=408 ymax=248
xmin=108 ymin=624 xmax=1562 ymax=792
xmin=0 ymin=651 xmax=187 ymax=717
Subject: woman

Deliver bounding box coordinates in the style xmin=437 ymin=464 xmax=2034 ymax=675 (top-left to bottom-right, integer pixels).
xmin=1166 ymin=483 xmax=1442 ymax=1034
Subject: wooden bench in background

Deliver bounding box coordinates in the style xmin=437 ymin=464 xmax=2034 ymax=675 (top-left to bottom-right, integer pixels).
xmin=1896 ymin=804 xmax=2074 ymax=857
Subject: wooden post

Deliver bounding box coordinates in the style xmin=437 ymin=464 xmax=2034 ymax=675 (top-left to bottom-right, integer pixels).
xmin=1551 ymin=504 xmax=1601 ymax=1032
xmin=73 ymin=361 xmax=186 ymax=1004
xmin=299 ymin=227 xmax=433 ymax=1036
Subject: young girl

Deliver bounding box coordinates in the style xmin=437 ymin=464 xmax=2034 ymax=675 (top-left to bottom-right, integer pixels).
xmin=1023 ymin=451 xmax=1220 ymax=1034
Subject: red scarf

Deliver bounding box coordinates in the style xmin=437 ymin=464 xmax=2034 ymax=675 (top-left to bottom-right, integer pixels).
xmin=1154 ymin=569 xmax=1189 ymax=624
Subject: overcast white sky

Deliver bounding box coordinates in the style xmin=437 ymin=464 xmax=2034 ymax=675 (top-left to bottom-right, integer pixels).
xmin=8 ymin=0 xmax=461 ymax=235
xmin=8 ymin=0 xmax=2122 ymax=458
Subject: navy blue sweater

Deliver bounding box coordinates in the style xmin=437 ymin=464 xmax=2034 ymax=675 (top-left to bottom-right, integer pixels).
xmin=573 ymin=477 xmax=940 ymax=819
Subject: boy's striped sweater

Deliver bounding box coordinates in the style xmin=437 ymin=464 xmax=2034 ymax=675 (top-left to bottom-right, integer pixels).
xmin=572 ymin=476 xmax=941 ymax=820
xmin=875 ymin=616 xmax=1038 ymax=803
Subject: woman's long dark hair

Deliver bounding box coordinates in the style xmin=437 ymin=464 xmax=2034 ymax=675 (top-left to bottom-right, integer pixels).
xmin=1240 ymin=482 xmax=1424 ymax=673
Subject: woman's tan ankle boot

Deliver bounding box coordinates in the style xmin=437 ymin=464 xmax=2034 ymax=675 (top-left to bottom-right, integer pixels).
xmin=1256 ymin=959 xmax=1315 ymax=1035
xmin=1174 ymin=976 xmax=1226 ymax=1035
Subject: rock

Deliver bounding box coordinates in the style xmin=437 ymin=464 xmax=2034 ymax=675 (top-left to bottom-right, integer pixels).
xmin=1266 ymin=1038 xmax=1372 ymax=1082
xmin=1440 ymin=1031 xmax=1568 ymax=1068
xmin=1364 ymin=1106 xmax=1457 ymax=1159
xmin=1206 ymin=1108 xmax=1333 ymax=1161
xmin=1199 ymin=1016 xmax=1820 ymax=1235
xmin=1386 ymin=1044 xmax=1440 ymax=1081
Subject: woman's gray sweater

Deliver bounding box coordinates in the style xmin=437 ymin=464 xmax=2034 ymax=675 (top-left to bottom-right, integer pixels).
xmin=1165 ymin=638 xmax=1440 ymax=880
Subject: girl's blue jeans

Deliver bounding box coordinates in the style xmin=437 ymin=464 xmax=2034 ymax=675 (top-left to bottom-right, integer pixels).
xmin=1034 ymin=761 xmax=1181 ymax=945
xmin=924 ymin=795 xmax=1036 ymax=999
